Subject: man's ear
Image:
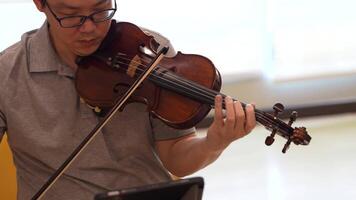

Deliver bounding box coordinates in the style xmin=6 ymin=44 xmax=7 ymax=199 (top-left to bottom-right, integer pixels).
xmin=33 ymin=0 xmax=45 ymax=12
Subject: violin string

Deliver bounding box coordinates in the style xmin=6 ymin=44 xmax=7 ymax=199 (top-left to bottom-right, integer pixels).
xmin=117 ymin=63 xmax=287 ymax=133
xmin=109 ymin=55 xmax=290 ymax=133
xmin=152 ymin=71 xmax=282 ymax=128
xmin=110 ymin=55 xmax=287 ymax=130
xmin=110 ymin=56 xmax=286 ymax=128
xmin=155 ymin=74 xmax=290 ymax=134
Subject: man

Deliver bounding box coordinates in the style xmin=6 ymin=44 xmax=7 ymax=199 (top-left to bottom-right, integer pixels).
xmin=0 ymin=0 xmax=256 ymax=199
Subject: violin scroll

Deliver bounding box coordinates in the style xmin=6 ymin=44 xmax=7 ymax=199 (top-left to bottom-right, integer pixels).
xmin=263 ymin=103 xmax=311 ymax=153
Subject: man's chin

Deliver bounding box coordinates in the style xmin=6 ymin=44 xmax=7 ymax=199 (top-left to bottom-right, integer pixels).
xmin=75 ymin=48 xmax=98 ymax=57
xmin=74 ymin=42 xmax=101 ymax=56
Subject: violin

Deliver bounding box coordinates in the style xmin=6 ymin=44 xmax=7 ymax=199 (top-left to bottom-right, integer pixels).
xmin=75 ymin=21 xmax=311 ymax=153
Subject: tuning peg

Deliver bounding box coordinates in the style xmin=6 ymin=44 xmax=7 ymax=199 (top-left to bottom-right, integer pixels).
xmin=264 ymin=103 xmax=284 ymax=147
xmin=288 ymin=111 xmax=298 ymax=126
xmin=265 ymin=129 xmax=277 ymax=146
xmin=273 ymin=103 xmax=284 ymax=117
xmin=282 ymin=138 xmax=292 ymax=153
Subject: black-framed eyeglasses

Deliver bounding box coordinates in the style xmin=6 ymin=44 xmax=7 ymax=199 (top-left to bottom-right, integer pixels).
xmin=45 ymin=0 xmax=117 ymax=28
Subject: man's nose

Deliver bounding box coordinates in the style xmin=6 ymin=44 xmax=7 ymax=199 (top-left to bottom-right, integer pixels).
xmin=79 ymin=17 xmax=96 ymax=33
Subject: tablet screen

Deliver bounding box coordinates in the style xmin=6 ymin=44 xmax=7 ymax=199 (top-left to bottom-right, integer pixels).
xmin=94 ymin=177 xmax=204 ymax=200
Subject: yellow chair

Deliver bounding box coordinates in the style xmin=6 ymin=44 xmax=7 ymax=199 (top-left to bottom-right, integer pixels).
xmin=0 ymin=134 xmax=17 ymax=199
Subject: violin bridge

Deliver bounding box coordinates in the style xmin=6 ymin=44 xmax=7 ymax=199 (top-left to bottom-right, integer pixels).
xmin=127 ymin=55 xmax=141 ymax=78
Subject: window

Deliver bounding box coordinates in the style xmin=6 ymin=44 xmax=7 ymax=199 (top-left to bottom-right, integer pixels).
xmin=117 ymin=0 xmax=265 ymax=82
xmin=267 ymin=0 xmax=356 ymax=81
xmin=2 ymin=0 xmax=356 ymax=82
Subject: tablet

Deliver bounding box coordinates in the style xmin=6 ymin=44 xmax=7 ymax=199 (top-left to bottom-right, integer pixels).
xmin=94 ymin=177 xmax=204 ymax=200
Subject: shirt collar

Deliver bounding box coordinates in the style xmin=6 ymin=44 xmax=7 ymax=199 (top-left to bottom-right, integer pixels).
xmin=27 ymin=21 xmax=75 ymax=77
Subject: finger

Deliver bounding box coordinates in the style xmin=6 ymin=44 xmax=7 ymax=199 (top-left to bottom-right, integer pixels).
xmin=234 ymin=101 xmax=245 ymax=130
xmin=213 ymin=95 xmax=224 ymax=126
xmin=244 ymin=104 xmax=256 ymax=133
xmin=224 ymin=96 xmax=235 ymax=130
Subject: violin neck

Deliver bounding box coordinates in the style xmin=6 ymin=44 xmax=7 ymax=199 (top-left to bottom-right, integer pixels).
xmin=149 ymin=69 xmax=284 ymax=132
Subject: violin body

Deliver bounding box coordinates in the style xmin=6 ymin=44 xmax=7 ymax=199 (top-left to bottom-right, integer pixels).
xmin=76 ymin=21 xmax=222 ymax=129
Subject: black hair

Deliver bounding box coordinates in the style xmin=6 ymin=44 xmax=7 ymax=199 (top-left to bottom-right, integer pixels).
xmin=41 ymin=0 xmax=46 ymax=6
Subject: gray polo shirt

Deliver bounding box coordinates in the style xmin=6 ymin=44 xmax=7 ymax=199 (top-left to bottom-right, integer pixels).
xmin=0 ymin=21 xmax=194 ymax=200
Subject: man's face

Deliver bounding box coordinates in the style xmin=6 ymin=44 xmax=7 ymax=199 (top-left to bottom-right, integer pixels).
xmin=41 ymin=0 xmax=114 ymax=57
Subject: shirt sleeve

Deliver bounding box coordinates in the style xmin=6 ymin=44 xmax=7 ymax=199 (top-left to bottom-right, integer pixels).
xmin=140 ymin=27 xmax=177 ymax=58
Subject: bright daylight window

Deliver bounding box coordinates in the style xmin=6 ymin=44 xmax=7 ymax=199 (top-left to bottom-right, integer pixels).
xmin=267 ymin=0 xmax=356 ymax=81
xmin=118 ymin=0 xmax=265 ymax=82
xmin=1 ymin=0 xmax=356 ymax=82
